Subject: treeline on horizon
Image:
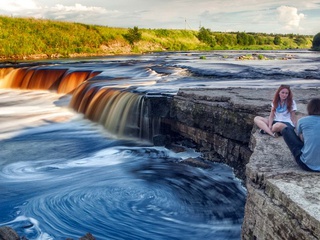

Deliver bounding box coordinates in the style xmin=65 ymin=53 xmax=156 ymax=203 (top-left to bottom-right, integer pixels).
xmin=0 ymin=15 xmax=315 ymax=60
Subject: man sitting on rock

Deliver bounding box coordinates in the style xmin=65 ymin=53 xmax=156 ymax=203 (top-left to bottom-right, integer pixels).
xmin=281 ymin=98 xmax=320 ymax=171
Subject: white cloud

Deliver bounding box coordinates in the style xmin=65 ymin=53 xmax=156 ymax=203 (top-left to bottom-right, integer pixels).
xmin=0 ymin=2 xmax=113 ymax=24
xmin=277 ymin=5 xmax=305 ymax=29
xmin=52 ymin=3 xmax=106 ymax=14
xmin=46 ymin=3 xmax=109 ymax=21
xmin=0 ymin=0 xmax=38 ymax=12
xmin=0 ymin=0 xmax=318 ymax=34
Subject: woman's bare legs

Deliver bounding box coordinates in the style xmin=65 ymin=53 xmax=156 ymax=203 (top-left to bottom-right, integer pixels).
xmin=253 ymin=116 xmax=274 ymax=136
xmin=272 ymin=122 xmax=287 ymax=133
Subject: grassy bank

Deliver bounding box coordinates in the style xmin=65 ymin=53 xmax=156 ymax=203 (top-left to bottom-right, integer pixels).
xmin=0 ymin=15 xmax=314 ymax=60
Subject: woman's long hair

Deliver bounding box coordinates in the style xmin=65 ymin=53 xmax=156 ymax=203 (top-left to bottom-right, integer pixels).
xmin=272 ymin=85 xmax=293 ymax=112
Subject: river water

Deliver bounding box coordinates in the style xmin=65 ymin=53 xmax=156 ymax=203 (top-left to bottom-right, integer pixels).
xmin=0 ymin=50 xmax=319 ymax=240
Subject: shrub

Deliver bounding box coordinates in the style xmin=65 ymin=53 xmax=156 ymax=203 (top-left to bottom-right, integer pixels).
xmin=312 ymin=32 xmax=320 ymax=51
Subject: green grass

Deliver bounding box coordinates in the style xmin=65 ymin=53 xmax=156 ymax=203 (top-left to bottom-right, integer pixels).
xmin=0 ymin=15 xmax=315 ymax=60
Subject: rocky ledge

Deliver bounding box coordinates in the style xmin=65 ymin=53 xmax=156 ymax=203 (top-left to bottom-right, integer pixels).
xmin=168 ymin=87 xmax=320 ymax=240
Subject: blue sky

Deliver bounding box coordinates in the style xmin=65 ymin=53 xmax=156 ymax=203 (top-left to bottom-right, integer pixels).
xmin=1 ymin=0 xmax=320 ymax=35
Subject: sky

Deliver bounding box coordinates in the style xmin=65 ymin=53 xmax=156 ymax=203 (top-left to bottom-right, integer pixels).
xmin=1 ymin=0 xmax=320 ymax=35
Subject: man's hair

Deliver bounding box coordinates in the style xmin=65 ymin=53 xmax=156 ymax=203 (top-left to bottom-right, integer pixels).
xmin=307 ymin=98 xmax=320 ymax=115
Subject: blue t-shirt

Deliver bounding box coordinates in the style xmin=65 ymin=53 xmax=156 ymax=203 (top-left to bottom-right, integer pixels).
xmin=297 ymin=115 xmax=320 ymax=170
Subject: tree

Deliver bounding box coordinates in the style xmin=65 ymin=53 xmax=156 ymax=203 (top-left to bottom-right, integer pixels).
xmin=254 ymin=36 xmax=264 ymax=45
xmin=273 ymin=36 xmax=282 ymax=45
xmin=294 ymin=35 xmax=307 ymax=46
xmin=312 ymin=32 xmax=320 ymax=51
xmin=214 ymin=34 xmax=227 ymax=46
xmin=197 ymin=27 xmax=216 ymax=47
xmin=236 ymin=32 xmax=249 ymax=45
xmin=248 ymin=35 xmax=256 ymax=45
xmin=123 ymin=26 xmax=142 ymax=45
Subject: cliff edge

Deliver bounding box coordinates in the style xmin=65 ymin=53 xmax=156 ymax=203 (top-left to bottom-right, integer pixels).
xmin=169 ymin=87 xmax=320 ymax=239
xmin=243 ymin=127 xmax=320 ymax=239
xmin=243 ymin=88 xmax=320 ymax=239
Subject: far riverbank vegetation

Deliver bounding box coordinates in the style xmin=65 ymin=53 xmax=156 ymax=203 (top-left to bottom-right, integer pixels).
xmin=0 ymin=15 xmax=317 ymax=60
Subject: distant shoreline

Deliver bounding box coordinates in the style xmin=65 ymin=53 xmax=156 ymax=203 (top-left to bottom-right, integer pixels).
xmin=0 ymin=48 xmax=315 ymax=63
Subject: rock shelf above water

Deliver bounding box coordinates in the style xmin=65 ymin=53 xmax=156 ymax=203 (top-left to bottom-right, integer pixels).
xmin=168 ymin=87 xmax=320 ymax=239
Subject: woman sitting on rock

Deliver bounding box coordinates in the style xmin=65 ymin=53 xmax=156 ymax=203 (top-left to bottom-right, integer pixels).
xmin=281 ymin=98 xmax=320 ymax=171
xmin=254 ymin=85 xmax=297 ymax=137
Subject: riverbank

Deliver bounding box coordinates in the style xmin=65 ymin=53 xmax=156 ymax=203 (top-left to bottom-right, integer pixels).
xmin=0 ymin=16 xmax=314 ymax=61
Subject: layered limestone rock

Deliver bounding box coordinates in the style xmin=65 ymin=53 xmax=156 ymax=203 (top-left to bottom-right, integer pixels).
xmin=169 ymin=88 xmax=260 ymax=180
xmin=242 ymin=87 xmax=320 ymax=239
xmin=243 ymin=131 xmax=320 ymax=240
xmin=168 ymin=87 xmax=320 ymax=239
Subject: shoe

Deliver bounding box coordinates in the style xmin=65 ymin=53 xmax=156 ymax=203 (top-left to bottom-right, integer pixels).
xmin=273 ymin=132 xmax=280 ymax=138
xmin=259 ymin=129 xmax=266 ymax=134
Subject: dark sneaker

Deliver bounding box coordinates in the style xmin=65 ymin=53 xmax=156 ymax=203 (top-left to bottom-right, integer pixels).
xmin=259 ymin=129 xmax=266 ymax=134
xmin=273 ymin=132 xmax=280 ymax=138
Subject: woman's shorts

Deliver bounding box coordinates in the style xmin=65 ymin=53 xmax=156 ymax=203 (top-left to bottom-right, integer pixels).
xmin=272 ymin=120 xmax=295 ymax=129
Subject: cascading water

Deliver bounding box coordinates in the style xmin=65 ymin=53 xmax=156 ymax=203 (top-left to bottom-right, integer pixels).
xmin=70 ymin=81 xmax=161 ymax=141
xmin=0 ymin=65 xmax=100 ymax=93
xmin=0 ymin=64 xmax=162 ymax=142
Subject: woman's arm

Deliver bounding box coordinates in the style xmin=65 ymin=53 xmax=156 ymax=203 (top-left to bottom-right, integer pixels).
xmin=268 ymin=109 xmax=275 ymax=129
xmin=290 ymin=111 xmax=297 ymax=127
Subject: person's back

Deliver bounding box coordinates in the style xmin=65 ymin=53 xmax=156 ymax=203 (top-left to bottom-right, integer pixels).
xmin=297 ymin=115 xmax=320 ymax=170
xmin=282 ymin=98 xmax=320 ymax=171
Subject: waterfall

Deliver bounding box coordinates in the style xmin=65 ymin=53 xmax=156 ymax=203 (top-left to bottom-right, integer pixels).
xmin=0 ymin=65 xmax=169 ymax=143
xmin=0 ymin=66 xmax=100 ymax=93
xmin=70 ymin=81 xmax=161 ymax=141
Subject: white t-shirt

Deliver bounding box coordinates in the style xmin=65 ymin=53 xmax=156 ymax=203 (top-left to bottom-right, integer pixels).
xmin=271 ymin=100 xmax=297 ymax=126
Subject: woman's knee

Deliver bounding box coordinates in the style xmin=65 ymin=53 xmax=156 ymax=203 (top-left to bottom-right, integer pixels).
xmin=272 ymin=122 xmax=287 ymax=132
xmin=254 ymin=116 xmax=263 ymax=124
